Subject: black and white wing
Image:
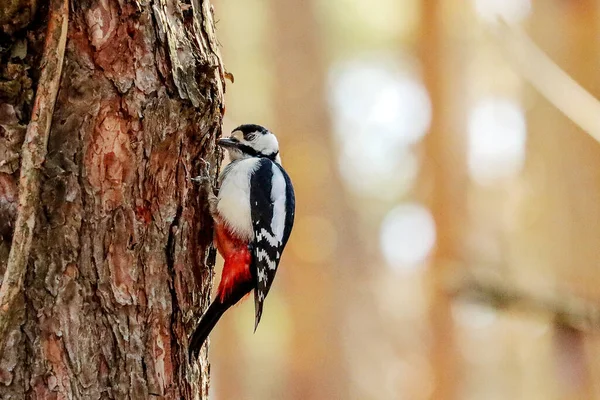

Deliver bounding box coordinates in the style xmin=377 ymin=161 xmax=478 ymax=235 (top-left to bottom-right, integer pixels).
xmin=250 ymin=158 xmax=295 ymax=330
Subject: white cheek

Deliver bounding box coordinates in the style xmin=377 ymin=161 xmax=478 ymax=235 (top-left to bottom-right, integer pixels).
xmin=253 ymin=134 xmax=279 ymax=154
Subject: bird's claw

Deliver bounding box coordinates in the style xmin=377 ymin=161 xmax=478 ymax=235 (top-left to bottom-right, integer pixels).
xmin=191 ymin=159 xmax=212 ymax=184
xmin=191 ymin=159 xmax=216 ymax=191
xmin=207 ymin=194 xmax=218 ymax=217
xmin=191 ymin=158 xmax=219 ymax=218
xmin=191 ymin=176 xmax=209 ymax=184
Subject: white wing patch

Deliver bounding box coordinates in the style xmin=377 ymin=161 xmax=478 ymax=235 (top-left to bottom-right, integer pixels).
xmin=257 ymin=269 xmax=267 ymax=283
xmin=256 ymin=249 xmax=277 ymax=270
xmin=270 ymin=164 xmax=287 ymax=243
xmin=256 ymin=228 xmax=279 ymax=247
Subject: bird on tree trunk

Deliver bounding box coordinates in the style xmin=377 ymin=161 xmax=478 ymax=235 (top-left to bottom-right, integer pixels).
xmin=189 ymin=124 xmax=295 ymax=359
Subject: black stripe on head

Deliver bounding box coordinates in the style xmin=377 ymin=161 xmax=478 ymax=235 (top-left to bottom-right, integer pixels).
xmin=237 ymin=143 xmax=279 ymax=161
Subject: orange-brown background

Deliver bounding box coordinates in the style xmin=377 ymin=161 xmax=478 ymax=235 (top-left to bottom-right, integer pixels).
xmin=209 ymin=1 xmax=600 ymax=399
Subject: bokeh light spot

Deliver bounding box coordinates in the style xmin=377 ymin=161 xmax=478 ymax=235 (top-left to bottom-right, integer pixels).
xmin=338 ymin=141 xmax=419 ymax=200
xmin=380 ymin=203 xmax=436 ymax=272
xmin=453 ymin=301 xmax=498 ymax=330
xmin=329 ymin=58 xmax=431 ymax=147
xmin=328 ymin=58 xmax=430 ymax=199
xmin=468 ymin=97 xmax=527 ymax=185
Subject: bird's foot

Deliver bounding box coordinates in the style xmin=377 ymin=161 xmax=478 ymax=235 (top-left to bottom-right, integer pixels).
xmin=192 ymin=159 xmax=219 ymax=218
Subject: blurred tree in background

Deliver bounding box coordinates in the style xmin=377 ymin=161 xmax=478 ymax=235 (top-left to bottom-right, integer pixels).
xmin=210 ymin=0 xmax=600 ymax=399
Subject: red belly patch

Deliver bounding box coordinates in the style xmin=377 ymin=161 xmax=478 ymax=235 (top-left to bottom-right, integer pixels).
xmin=214 ymin=220 xmax=253 ymax=303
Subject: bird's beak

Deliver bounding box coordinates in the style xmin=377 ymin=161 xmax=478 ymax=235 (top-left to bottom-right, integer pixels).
xmin=217 ymin=137 xmax=240 ymax=149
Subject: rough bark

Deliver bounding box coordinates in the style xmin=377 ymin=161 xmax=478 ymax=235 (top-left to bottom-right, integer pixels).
xmin=0 ymin=0 xmax=224 ymax=398
xmin=0 ymin=0 xmax=68 ymax=357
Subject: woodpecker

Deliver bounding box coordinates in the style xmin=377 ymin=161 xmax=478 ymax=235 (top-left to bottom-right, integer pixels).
xmin=189 ymin=124 xmax=295 ymax=359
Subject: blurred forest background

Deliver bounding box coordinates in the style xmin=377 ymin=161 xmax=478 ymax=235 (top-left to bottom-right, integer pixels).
xmin=209 ymin=0 xmax=600 ymax=399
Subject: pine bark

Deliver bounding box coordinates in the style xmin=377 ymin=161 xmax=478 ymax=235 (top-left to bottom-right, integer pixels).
xmin=0 ymin=0 xmax=224 ymax=398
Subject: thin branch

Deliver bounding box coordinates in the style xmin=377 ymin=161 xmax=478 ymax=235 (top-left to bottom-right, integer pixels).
xmin=0 ymin=0 xmax=69 ymax=352
xmin=489 ymin=20 xmax=600 ymax=146
xmin=448 ymin=271 xmax=600 ymax=332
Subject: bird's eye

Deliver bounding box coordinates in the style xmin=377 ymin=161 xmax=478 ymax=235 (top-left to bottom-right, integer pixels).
xmin=244 ymin=133 xmax=256 ymax=141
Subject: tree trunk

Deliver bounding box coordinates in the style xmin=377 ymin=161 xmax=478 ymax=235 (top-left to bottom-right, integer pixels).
xmin=419 ymin=1 xmax=465 ymax=399
xmin=0 ymin=0 xmax=225 ymax=398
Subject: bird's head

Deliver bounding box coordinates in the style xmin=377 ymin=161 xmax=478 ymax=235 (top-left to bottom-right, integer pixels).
xmin=218 ymin=124 xmax=281 ymax=164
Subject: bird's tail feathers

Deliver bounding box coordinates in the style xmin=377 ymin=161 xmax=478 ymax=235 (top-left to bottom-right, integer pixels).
xmin=188 ymin=281 xmax=253 ymax=360
xmin=188 ymin=300 xmax=226 ymax=360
